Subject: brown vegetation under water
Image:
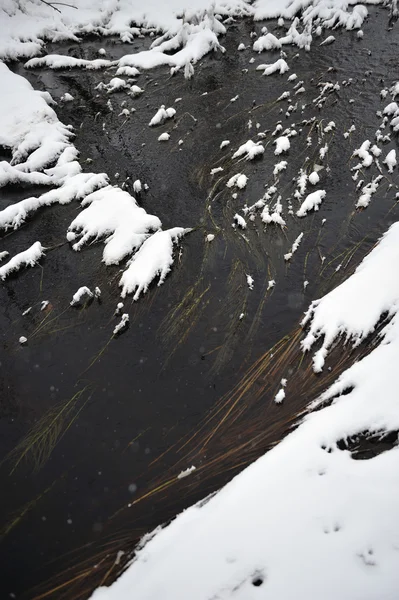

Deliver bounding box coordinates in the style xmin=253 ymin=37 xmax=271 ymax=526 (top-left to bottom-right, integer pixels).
xmin=28 ymin=311 xmax=382 ymax=600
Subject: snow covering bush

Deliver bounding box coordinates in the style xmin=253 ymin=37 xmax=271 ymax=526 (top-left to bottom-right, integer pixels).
xmin=119 ymin=228 xmax=189 ymax=300
xmin=70 ymin=286 xmax=93 ymax=306
xmin=256 ymin=58 xmax=289 ymax=76
xmin=226 ymin=173 xmax=248 ymax=189
xmin=68 ymin=187 xmax=162 ymax=265
xmin=253 ymin=32 xmax=281 ymax=52
xmin=0 ymin=241 xmax=44 ymax=280
xmin=0 ymin=62 xmax=74 ymax=186
xmin=0 ymin=61 xmax=188 ymax=299
xmin=149 ymin=106 xmax=176 ymax=127
xmin=384 ymin=149 xmax=397 ymax=173
xmin=296 ymin=190 xmax=326 ymax=217
xmin=232 ymin=140 xmax=264 ymax=160
xmin=274 ymin=135 xmax=290 ymax=155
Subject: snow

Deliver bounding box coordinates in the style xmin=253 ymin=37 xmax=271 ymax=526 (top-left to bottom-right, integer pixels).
xmin=256 ymin=58 xmax=289 ymax=76
xmin=383 ymin=102 xmax=399 ymax=116
xmin=296 ymin=190 xmax=326 ymax=217
xmin=114 ymin=302 xmax=124 ymax=316
xmin=158 ymin=132 xmax=170 ymax=141
xmin=353 ymin=140 xmax=373 ymax=168
xmin=177 ymin=466 xmax=196 ymax=479
xmin=234 ymin=214 xmax=247 ymax=229
xmin=5 ymin=1 xmax=398 ymax=599
xmin=116 ymin=66 xmax=140 ymax=77
xmin=232 ymin=140 xmax=265 ymax=161
xmin=384 ymin=149 xmax=397 ymax=173
xmin=149 ymin=106 xmax=176 ymax=127
xmin=26 ymin=55 xmax=113 ymax=70
xmin=106 ymin=77 xmax=128 ymax=92
xmin=130 ymin=85 xmax=144 ymax=97
xmin=226 ymin=174 xmax=248 ymax=189
xmin=253 ymin=32 xmax=281 ymax=52
xmin=113 ymin=313 xmax=129 ymax=336
xmin=61 ymin=92 xmax=74 ymax=102
xmin=133 ymin=180 xmax=142 ymax=194
xmin=274 ymin=388 xmax=285 ymax=403
xmin=273 ymin=161 xmax=287 ymax=175
xmin=246 ymin=274 xmax=254 ymax=290
xmin=356 ymin=175 xmax=382 ymax=209
xmin=2 ymin=0 xmax=399 ymax=593
xmin=274 ymin=136 xmax=290 ymax=155
xmin=0 ymin=241 xmax=44 ymax=280
xmin=70 ymin=286 xmax=93 ymax=306
xmin=206 ymin=234 xmax=215 ymax=242
xmin=119 ymin=228 xmax=189 ymax=300
xmin=261 ymin=196 xmax=286 ymax=227
xmin=308 ymin=171 xmax=320 ymax=185
xmin=19 ymin=336 xmax=27 ymax=345
xmin=68 ymin=187 xmax=162 ymax=266
xmin=284 ymin=232 xmax=303 ymax=262
xmin=302 ymin=222 xmax=399 ymax=373
xmin=320 ymin=35 xmax=335 ymax=46
xmin=0 ymin=62 xmax=74 ymax=188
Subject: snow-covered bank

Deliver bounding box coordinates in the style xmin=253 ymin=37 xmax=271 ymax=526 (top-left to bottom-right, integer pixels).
xmin=0 ymin=0 xmax=383 ymax=69
xmin=0 ymin=0 xmax=251 ymax=61
xmin=90 ymin=220 xmax=399 ymax=600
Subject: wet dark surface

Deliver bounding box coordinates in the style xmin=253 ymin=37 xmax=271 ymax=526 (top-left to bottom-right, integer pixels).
xmin=0 ymin=7 xmax=398 ymax=599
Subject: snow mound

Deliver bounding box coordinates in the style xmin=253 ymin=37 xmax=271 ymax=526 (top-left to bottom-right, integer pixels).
xmin=232 ymin=140 xmax=265 ymax=160
xmin=384 ymin=149 xmax=397 ymax=173
xmin=296 ymin=190 xmax=326 ymax=217
xmin=274 ymin=136 xmax=290 ymax=155
xmin=149 ymin=106 xmax=176 ymax=127
xmin=0 ymin=172 xmax=108 ymax=231
xmin=257 ymin=58 xmax=289 ymax=76
xmin=0 ymin=62 xmax=74 ymax=187
xmin=68 ymin=187 xmax=162 ymax=265
xmin=119 ymin=227 xmax=189 ymax=300
xmin=0 ymin=241 xmax=45 ymax=280
xmin=70 ymin=286 xmax=93 ymax=306
xmin=25 ymin=55 xmax=113 ymax=70
xmin=226 ymin=173 xmax=248 ymax=189
xmin=253 ymin=32 xmax=281 ymax=52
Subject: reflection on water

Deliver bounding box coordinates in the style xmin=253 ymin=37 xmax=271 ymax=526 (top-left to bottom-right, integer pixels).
xmin=1 ymin=7 xmax=398 ymax=598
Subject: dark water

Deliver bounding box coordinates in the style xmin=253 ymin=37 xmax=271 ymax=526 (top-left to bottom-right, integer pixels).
xmin=0 ymin=7 xmax=398 ymax=599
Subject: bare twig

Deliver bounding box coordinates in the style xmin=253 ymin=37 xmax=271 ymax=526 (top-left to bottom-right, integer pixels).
xmin=40 ymin=0 xmax=78 ymax=13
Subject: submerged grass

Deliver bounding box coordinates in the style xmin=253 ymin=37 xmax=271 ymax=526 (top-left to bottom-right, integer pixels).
xmin=31 ymin=316 xmax=375 ymax=600
xmin=5 ymin=385 xmax=93 ymax=474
